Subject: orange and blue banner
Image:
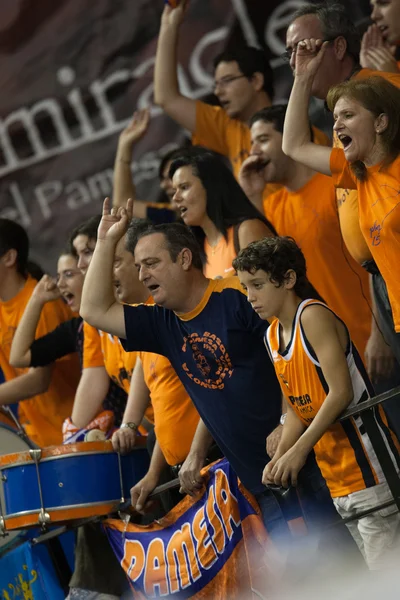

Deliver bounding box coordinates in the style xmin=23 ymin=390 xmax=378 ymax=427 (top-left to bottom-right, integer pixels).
xmin=104 ymin=459 xmax=269 ymax=598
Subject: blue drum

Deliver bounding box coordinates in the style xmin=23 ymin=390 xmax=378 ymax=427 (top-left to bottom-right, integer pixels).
xmin=0 ymin=441 xmax=149 ymax=531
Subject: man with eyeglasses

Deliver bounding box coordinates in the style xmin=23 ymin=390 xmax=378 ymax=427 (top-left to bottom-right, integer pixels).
xmin=285 ymin=2 xmax=400 ymax=431
xmin=154 ymin=1 xmax=329 ymax=188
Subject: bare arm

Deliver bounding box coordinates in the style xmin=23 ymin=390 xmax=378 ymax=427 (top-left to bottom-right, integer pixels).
xmin=130 ymin=439 xmax=169 ymax=513
xmin=0 ymin=367 xmax=52 ymax=406
xmin=365 ymin=274 xmax=396 ymax=382
xmin=113 ymin=109 xmax=151 ymax=213
xmin=10 ymin=276 xmax=61 ymax=368
xmin=238 ymin=218 xmax=274 ymax=250
xmin=263 ymin=403 xmax=306 ymax=483
xmin=267 ymin=305 xmax=354 ymax=487
xmin=293 ymin=306 xmax=353 ymax=451
xmin=154 ymin=3 xmax=197 ymax=132
xmin=179 ymin=418 xmax=214 ymax=496
xmin=283 ymin=39 xmax=332 ymax=175
xmin=112 ymin=358 xmax=151 ymax=454
xmin=274 ymin=403 xmax=306 ymax=458
xmin=71 ymin=366 xmax=111 ymax=428
xmin=80 ymin=199 xmax=128 ymax=338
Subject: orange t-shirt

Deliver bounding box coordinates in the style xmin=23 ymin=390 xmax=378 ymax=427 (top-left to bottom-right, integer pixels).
xmin=193 ymin=101 xmax=329 ymax=186
xmin=204 ymin=226 xmax=237 ymax=279
xmin=263 ymin=173 xmax=371 ymax=356
xmin=84 ymin=321 xmax=154 ymax=423
xmin=82 ymin=322 xmax=104 ymax=369
xmin=266 ymin=299 xmax=399 ymax=497
xmin=334 ymin=68 xmax=400 ymax=264
xmin=330 ymin=148 xmax=400 ymax=333
xmin=0 ymin=275 xmax=80 ymax=446
xmin=83 ymin=322 xmax=135 ymax=393
xmin=139 ymin=352 xmax=199 ymax=466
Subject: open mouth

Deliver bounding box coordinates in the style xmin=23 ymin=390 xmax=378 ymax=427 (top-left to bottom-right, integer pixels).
xmin=338 ymin=133 xmax=353 ymax=151
xmin=180 ymin=207 xmax=188 ymax=217
xmin=379 ymin=25 xmax=389 ymax=39
xmin=148 ymin=284 xmax=160 ymax=294
xmin=63 ymin=292 xmax=75 ymax=307
xmin=256 ymin=158 xmax=270 ymax=171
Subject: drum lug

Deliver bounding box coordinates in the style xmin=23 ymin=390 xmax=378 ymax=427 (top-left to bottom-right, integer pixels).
xmin=29 ymin=448 xmax=42 ymax=462
xmin=38 ymin=510 xmax=51 ymax=529
xmin=117 ymin=452 xmax=125 ymax=504
xmin=1 ymin=474 xmax=6 ymax=482
xmin=0 ymin=516 xmax=5 ymax=536
xmin=29 ymin=449 xmax=51 ymax=530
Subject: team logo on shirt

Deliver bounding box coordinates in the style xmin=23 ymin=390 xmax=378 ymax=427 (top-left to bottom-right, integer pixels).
xmin=181 ymin=332 xmax=233 ymax=390
xmin=279 ymin=373 xmax=290 ymax=389
xmin=112 ymin=366 xmax=132 ymax=390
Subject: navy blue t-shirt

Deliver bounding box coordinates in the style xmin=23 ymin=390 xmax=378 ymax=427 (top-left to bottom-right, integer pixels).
xmin=122 ymin=277 xmax=281 ymax=493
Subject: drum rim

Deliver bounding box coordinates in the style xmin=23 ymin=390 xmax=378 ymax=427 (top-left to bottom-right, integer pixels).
xmin=0 ymin=439 xmax=146 ymax=468
xmin=4 ymin=498 xmax=124 ymax=520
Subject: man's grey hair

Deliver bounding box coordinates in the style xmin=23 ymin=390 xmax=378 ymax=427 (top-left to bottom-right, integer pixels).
xmin=290 ymin=2 xmax=360 ymax=63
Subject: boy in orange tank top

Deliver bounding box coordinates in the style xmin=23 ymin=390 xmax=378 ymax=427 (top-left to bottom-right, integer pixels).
xmin=234 ymin=236 xmax=400 ymax=570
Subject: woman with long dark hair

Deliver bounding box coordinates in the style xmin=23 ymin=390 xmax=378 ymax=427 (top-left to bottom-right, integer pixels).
xmin=169 ymin=147 xmax=276 ymax=279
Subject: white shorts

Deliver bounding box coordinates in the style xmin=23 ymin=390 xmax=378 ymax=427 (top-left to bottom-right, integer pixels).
xmin=333 ymin=481 xmax=400 ymax=570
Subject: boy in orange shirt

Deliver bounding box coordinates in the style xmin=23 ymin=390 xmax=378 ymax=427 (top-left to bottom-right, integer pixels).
xmin=234 ymin=237 xmax=400 ymax=570
xmin=0 ymin=219 xmax=80 ymax=446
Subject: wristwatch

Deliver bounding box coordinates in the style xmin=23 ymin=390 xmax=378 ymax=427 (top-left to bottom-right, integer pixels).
xmin=280 ymin=413 xmax=287 ymax=426
xmin=120 ymin=422 xmax=138 ymax=431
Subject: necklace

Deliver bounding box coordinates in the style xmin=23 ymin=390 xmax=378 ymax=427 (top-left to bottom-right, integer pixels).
xmin=208 ymin=234 xmax=223 ymax=255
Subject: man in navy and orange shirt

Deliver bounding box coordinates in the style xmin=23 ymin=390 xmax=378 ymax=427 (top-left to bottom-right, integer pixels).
xmin=79 ymin=199 xmax=357 ymax=553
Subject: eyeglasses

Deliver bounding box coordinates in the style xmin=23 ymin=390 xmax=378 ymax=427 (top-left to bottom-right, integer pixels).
xmin=213 ymin=75 xmax=247 ymax=92
xmin=280 ymin=38 xmax=336 ymax=63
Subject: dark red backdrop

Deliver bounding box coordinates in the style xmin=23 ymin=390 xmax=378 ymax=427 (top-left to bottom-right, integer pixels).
xmin=0 ymin=0 xmax=371 ymax=271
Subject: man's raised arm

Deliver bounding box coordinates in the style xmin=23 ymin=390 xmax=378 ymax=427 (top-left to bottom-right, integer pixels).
xmin=80 ymin=198 xmax=129 ymax=338
xmin=154 ymin=2 xmax=197 ymax=132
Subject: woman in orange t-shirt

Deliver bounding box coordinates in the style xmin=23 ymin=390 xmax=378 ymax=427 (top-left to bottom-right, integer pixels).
xmin=169 ymin=147 xmax=276 ymax=279
xmin=282 ymin=38 xmax=400 ymax=361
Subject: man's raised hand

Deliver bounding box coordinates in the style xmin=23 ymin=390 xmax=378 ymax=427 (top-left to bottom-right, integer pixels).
xmin=97 ymin=197 xmax=133 ymax=244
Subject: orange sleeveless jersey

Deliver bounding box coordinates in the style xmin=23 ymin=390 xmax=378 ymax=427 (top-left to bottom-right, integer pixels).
xmin=265 ymin=299 xmax=400 ymax=497
xmin=0 ymin=275 xmax=80 ymax=446
xmin=203 ymin=226 xmax=237 ymax=280
xmin=139 ymin=351 xmax=199 ymax=466
xmin=334 ymin=68 xmax=400 ymax=264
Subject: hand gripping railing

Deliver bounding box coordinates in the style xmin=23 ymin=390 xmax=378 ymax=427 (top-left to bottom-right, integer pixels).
xmin=338 ymin=385 xmax=400 ymax=514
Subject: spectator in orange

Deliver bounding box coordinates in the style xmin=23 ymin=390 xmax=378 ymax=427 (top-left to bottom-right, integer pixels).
xmin=153 ymin=1 xmax=328 ymax=193
xmin=285 ymin=2 xmax=400 ymax=405
xmin=71 ymin=218 xmax=154 ymax=431
xmin=113 ymin=108 xmax=179 ymax=223
xmin=240 ymin=105 xmax=371 ymax=360
xmin=282 ymin=40 xmax=400 ymax=372
xmin=0 ymin=219 xmax=80 ymax=446
xmin=360 ymin=1 xmax=400 ymax=74
xmin=169 ymin=148 xmax=275 ymax=279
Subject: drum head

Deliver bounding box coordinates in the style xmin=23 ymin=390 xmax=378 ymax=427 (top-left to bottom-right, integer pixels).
xmin=0 ymin=424 xmax=32 ymax=553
